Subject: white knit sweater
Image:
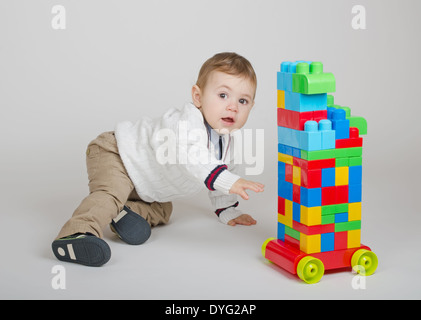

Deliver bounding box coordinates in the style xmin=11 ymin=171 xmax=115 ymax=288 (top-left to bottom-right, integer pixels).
xmin=114 ymin=102 xmax=244 ymax=224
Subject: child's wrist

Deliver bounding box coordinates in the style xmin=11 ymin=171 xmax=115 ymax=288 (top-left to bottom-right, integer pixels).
xmin=213 ymin=170 xmax=240 ymax=194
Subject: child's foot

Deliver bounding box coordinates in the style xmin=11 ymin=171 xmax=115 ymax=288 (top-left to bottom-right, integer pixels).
xmin=51 ymin=233 xmax=111 ymax=267
xmin=110 ymin=206 xmax=151 ymax=245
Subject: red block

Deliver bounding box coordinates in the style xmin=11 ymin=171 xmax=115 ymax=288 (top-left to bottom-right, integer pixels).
xmin=322 ymin=186 xmax=336 ymax=206
xmin=301 ymin=168 xmax=322 ymax=188
xmin=336 ymin=185 xmax=349 ymax=204
xmin=293 ymin=184 xmax=301 ymax=203
xmin=313 ymin=110 xmax=328 ymax=122
xmin=336 ymin=127 xmax=363 ymax=148
xmin=293 ymin=221 xmax=335 ymax=235
xmin=285 ymin=163 xmax=293 ymax=183
xmin=285 ymin=234 xmax=300 ymax=249
xmin=278 ymin=108 xmax=313 ymax=130
xmin=334 ymin=231 xmax=348 ymax=250
xmin=294 ymin=157 xmax=335 ymax=171
xmin=278 ymin=196 xmax=285 ymax=215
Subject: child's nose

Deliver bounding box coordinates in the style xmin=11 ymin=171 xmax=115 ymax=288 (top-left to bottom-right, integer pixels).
xmin=227 ymin=101 xmax=238 ymax=112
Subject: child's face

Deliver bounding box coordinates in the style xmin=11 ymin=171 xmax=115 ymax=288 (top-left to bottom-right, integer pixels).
xmin=192 ymin=71 xmax=255 ymax=133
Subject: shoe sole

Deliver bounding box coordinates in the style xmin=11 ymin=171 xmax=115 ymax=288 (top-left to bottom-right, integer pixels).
xmin=52 ymin=236 xmax=111 ymax=267
xmin=110 ymin=207 xmax=151 ymax=245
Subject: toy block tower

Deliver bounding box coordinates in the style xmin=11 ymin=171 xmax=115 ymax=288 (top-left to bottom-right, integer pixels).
xmin=262 ymin=61 xmax=377 ymax=283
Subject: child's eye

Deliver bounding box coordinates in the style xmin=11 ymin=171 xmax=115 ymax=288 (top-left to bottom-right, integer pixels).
xmin=239 ymin=98 xmax=248 ymax=105
xmin=219 ymin=93 xmax=227 ymax=99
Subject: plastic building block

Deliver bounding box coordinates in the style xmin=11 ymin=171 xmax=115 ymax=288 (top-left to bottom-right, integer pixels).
xmin=277 ymin=120 xmax=335 ymax=151
xmin=329 ymin=108 xmax=350 ymax=140
xmin=335 ymin=166 xmax=349 ymax=186
xmin=322 ymin=167 xmax=335 ymax=187
xmin=348 ymin=202 xmax=362 ymax=221
xmin=349 ymin=116 xmax=367 ymax=135
xmin=292 ymin=62 xmax=336 ymax=94
xmin=264 ymin=60 xmax=376 ymax=283
xmin=277 ymin=90 xmax=285 ymax=108
xmin=321 ymin=233 xmax=335 ymax=252
xmin=336 ymin=127 xmax=363 ymax=148
xmin=347 ymin=229 xmax=361 ymax=248
xmin=285 ymin=91 xmax=327 ymax=112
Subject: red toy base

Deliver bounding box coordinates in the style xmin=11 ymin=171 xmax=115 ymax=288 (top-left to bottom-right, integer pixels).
xmin=263 ymin=238 xmax=372 ymax=276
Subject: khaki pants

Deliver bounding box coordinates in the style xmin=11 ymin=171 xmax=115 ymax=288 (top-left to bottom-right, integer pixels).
xmin=56 ymin=132 xmax=172 ymax=239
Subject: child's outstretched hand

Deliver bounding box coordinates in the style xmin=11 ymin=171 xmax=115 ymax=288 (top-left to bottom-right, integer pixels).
xmin=229 ymin=178 xmax=264 ymax=200
xmin=228 ymin=214 xmax=257 ymax=226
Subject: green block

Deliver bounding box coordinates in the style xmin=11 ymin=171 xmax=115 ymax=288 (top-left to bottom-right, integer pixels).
xmin=292 ymin=62 xmax=336 ymax=94
xmin=321 ymin=215 xmax=335 ymax=225
xmin=285 ymin=225 xmax=300 ymax=240
xmin=327 ymin=94 xmax=334 ymax=107
xmin=335 ymin=157 xmax=349 ymax=167
xmin=301 ymin=147 xmax=362 ymax=161
xmin=349 ymin=156 xmax=363 ymax=166
xmin=321 ymin=203 xmax=348 ymax=216
xmin=301 ymin=149 xmax=335 ymax=161
xmin=335 ymin=220 xmax=361 ymax=232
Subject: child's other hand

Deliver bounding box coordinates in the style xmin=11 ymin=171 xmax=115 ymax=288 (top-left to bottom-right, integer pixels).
xmin=229 ymin=178 xmax=264 ymax=200
xmin=228 ymin=214 xmax=257 ymax=226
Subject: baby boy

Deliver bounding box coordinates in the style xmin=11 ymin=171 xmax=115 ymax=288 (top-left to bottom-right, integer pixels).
xmin=52 ymin=52 xmax=264 ymax=266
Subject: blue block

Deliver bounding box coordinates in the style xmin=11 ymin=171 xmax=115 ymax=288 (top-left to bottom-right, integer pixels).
xmin=335 ymin=212 xmax=348 ymax=223
xmin=301 ymin=121 xmax=322 ymax=151
xmin=321 ymin=233 xmax=335 ymax=252
xmin=329 ymin=108 xmax=350 ymax=139
xmin=278 ymin=222 xmax=285 ymax=241
xmin=349 ymin=165 xmax=362 ymax=185
xmin=278 ymin=121 xmax=335 ymax=151
xmin=293 ymin=201 xmax=301 ymax=222
xmin=284 ymin=72 xmax=293 ymax=92
xmin=300 ymin=187 xmax=321 ymax=207
xmin=277 ymin=72 xmax=284 ymax=90
xmin=292 ymin=147 xmax=301 ymax=158
xmin=278 ymin=180 xmax=293 ymax=201
xmin=319 ymin=119 xmax=336 ymax=149
xmin=278 ymin=161 xmax=286 ymax=179
xmin=278 ymin=126 xmax=301 ymax=149
xmin=284 ymin=91 xmax=327 ymax=112
xmin=322 ymin=167 xmax=335 ymax=187
xmin=349 ymin=184 xmax=362 ymax=203
xmin=278 ymin=144 xmax=302 ymax=158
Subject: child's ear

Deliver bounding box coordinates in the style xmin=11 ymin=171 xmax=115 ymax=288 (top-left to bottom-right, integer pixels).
xmin=191 ymin=85 xmax=202 ymax=108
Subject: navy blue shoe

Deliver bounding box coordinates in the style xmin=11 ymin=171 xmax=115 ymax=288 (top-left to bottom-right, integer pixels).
xmin=110 ymin=206 xmax=151 ymax=245
xmin=52 ymin=233 xmax=111 ymax=267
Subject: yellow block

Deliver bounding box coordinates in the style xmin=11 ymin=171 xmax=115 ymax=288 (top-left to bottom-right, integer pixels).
xmin=278 ymin=152 xmax=293 ymax=165
xmin=300 ymin=205 xmax=321 ymax=226
xmin=347 ymin=229 xmax=361 ymax=248
xmin=300 ymin=233 xmax=321 ymax=254
xmin=278 ymin=199 xmax=293 ymax=227
xmin=348 ymin=202 xmax=362 ymax=221
xmin=293 ymin=166 xmax=301 ymax=186
xmin=277 ymin=90 xmax=285 ymax=108
xmin=335 ymin=167 xmax=349 ymax=186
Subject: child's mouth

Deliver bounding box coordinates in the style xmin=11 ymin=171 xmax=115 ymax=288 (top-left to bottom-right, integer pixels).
xmin=221 ymin=117 xmax=235 ymax=124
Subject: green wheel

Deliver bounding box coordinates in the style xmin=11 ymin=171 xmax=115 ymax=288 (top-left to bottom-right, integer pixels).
xmin=261 ymin=238 xmax=275 ymax=258
xmin=351 ymin=249 xmax=378 ymax=276
xmin=297 ymin=256 xmax=324 ymax=284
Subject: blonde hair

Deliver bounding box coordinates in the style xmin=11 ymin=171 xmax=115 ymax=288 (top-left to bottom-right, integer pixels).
xmin=196 ymin=52 xmax=257 ymax=99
